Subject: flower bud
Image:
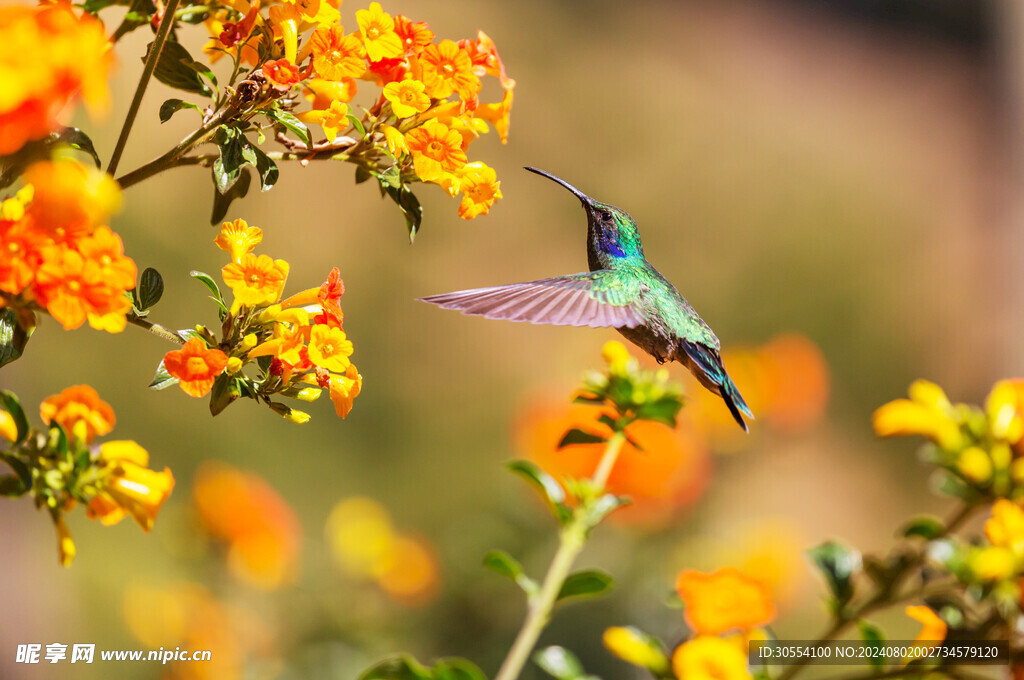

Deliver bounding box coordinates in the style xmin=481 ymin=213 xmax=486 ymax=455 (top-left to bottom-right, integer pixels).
xmin=240 ymin=333 xmax=258 ymax=351
xmin=226 ymin=357 xmax=244 ymax=374
xmin=295 ymin=387 xmax=322 ymax=402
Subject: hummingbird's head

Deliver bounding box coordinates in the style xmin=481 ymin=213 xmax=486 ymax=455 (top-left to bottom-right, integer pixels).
xmin=524 ymin=167 xmax=643 ymax=259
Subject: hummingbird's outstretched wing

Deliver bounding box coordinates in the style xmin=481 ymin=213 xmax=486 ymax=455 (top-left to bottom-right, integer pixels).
xmin=419 ymin=272 xmax=646 ymax=328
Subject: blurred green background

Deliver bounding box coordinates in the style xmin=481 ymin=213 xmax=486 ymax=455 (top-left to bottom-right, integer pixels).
xmin=1 ymin=0 xmax=1018 ymax=677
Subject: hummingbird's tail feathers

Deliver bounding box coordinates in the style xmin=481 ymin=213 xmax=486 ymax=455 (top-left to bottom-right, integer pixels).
xmin=418 ymin=274 xmax=646 ymax=329
xmin=679 ymin=340 xmax=753 ymax=432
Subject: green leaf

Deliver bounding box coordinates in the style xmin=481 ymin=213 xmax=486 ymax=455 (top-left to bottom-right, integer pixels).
xmin=506 ymin=460 xmax=571 ymax=523
xmin=159 ymin=98 xmax=200 ymax=123
xmin=556 ymin=569 xmax=614 ymax=601
xmin=147 ymin=39 xmax=213 ymax=97
xmin=0 ymin=475 xmax=26 ymax=497
xmin=0 ymin=307 xmax=32 ymax=368
xmin=48 ymin=424 xmax=68 ymax=456
xmin=0 ymin=391 xmax=29 ymax=445
xmin=149 ymin=359 xmax=179 ymax=390
xmin=432 ymin=659 xmax=487 ymax=680
xmin=137 ymin=267 xmax=164 ymax=310
xmin=378 ymin=165 xmax=401 ymax=189
xmin=584 ymin=493 xmax=630 ymax=527
xmin=358 ymin=655 xmax=434 ymax=680
xmin=533 ymin=647 xmax=591 ymax=680
xmin=858 ymin=620 xmax=885 ymax=669
xmin=346 ymin=112 xmax=366 ymax=137
xmin=210 ymin=165 xmax=252 ymax=224
xmin=213 ymin=126 xmax=245 ymax=194
xmin=636 ymin=396 xmax=683 ymax=426
xmin=557 ymin=428 xmax=607 ymax=448
xmin=189 ymin=271 xmax=225 ymax=304
xmin=900 ymin=515 xmax=945 ymax=540
xmin=265 ymin=108 xmax=311 ymax=148
xmin=384 ymin=184 xmax=423 ymax=242
xmin=209 ymin=374 xmax=241 ymax=416
xmin=355 ymin=166 xmax=373 ymax=184
xmin=482 ymin=549 xmax=538 ymax=597
xmin=0 ymin=455 xmax=31 ymax=494
xmin=807 ymin=540 xmax=861 ymax=608
xmin=246 ymin=143 xmax=279 ymax=191
xmin=54 ymin=127 xmax=101 ymax=167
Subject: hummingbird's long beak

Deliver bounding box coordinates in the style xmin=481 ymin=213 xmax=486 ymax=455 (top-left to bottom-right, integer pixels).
xmin=524 ymin=167 xmax=593 ymax=204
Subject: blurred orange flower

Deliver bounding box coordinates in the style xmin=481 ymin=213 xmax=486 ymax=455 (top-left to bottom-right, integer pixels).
xmin=39 ymin=384 xmax=115 ymax=443
xmin=516 ymin=397 xmax=710 ymax=524
xmin=672 ymin=636 xmax=751 ymax=680
xmin=905 ymin=605 xmax=947 ymax=662
xmin=163 ymin=338 xmax=229 ymax=398
xmin=193 ymin=462 xmax=302 ymax=590
xmin=675 ymin=567 xmax=776 ymax=636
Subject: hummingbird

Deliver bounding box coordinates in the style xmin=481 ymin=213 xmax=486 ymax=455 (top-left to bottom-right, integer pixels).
xmin=419 ymin=167 xmax=753 ymax=431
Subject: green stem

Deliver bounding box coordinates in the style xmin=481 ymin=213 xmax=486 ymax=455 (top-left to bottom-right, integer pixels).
xmin=493 ymin=432 xmax=626 ymax=680
xmin=106 ymin=0 xmax=184 ymax=175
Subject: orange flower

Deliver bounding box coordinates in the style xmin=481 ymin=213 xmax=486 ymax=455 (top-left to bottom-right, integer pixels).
xmin=305 ymin=77 xmax=359 ymax=108
xmin=476 ymin=88 xmax=513 ymax=144
xmin=86 ymin=440 xmax=175 ymax=531
xmin=299 ymin=99 xmax=349 ymax=143
xmin=675 ymin=567 xmax=776 ymax=635
xmin=356 ymin=2 xmax=402 ymax=62
xmin=417 ymin=39 xmax=479 ymax=100
xmin=77 ymin=225 xmax=137 ymax=290
xmin=394 ymin=15 xmax=433 ymax=55
xmin=329 ymin=364 xmax=362 ymax=418
xmin=474 ymin=30 xmax=516 ymax=90
xmin=517 ymin=398 xmax=710 ymax=524
xmin=193 ymin=462 xmax=301 ymax=589
xmin=458 ymin=162 xmax=502 ymax=219
xmin=404 ymin=120 xmax=467 ymax=182
xmin=163 ymin=337 xmax=230 ymax=398
xmin=308 ymin=25 xmax=366 ymax=81
xmin=308 ymin=323 xmax=353 ymax=372
xmin=376 ymin=534 xmax=440 ymax=606
xmin=39 ymin=384 xmax=115 ymax=443
xmin=905 ymin=605 xmax=947 ymax=662
xmin=222 ymin=253 xmax=290 ymax=308
xmin=0 ymin=5 xmax=112 ymax=155
xmin=33 ymin=247 xmax=115 ymax=330
xmin=262 ymin=58 xmax=306 ymax=90
xmin=24 ymin=160 xmax=122 ymax=237
xmin=759 ymin=334 xmax=829 ymax=433
xmin=214 ymin=218 xmax=262 ymax=264
xmin=0 ymin=218 xmax=46 ymax=294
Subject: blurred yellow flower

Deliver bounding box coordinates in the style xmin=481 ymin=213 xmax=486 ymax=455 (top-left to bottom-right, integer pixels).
xmin=957 ymin=446 xmax=993 ymax=483
xmin=986 ymin=499 xmax=1024 ymax=554
xmin=376 ymin=534 xmax=440 ymax=606
xmin=675 ymin=567 xmax=775 ymax=636
xmin=672 ymin=636 xmax=751 ymax=680
xmin=602 ymin=627 xmax=669 ymax=675
xmin=0 ymin=410 xmax=16 ymax=442
xmin=25 ymin=160 xmax=122 ymax=238
xmin=905 ymin=605 xmax=947 ymax=662
xmin=970 ymin=546 xmax=1017 ymax=582
xmin=986 ymin=379 xmax=1024 ymax=444
xmin=873 ymin=379 xmax=964 ymax=450
xmin=55 ymin=515 xmax=75 ymax=567
xmin=87 ymin=441 xmax=175 ymax=531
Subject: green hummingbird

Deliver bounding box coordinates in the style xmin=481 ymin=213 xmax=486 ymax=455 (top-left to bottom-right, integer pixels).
xmin=420 ymin=167 xmax=753 ymax=431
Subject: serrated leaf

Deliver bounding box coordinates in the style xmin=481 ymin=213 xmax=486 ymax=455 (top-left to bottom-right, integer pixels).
xmin=858 ymin=620 xmax=885 ymax=669
xmin=265 ymin=108 xmax=311 ymax=148
xmin=209 ymin=374 xmax=240 ymax=416
xmin=900 ymin=515 xmax=945 ymax=540
xmin=137 ymin=267 xmax=164 ymax=310
xmin=0 ymin=307 xmax=31 ymax=368
xmin=210 ymin=165 xmax=252 ymax=224
xmin=533 ymin=647 xmax=587 ymax=680
xmin=54 ymin=127 xmax=101 ymax=167
xmin=0 ymin=390 xmax=29 ymax=445
xmin=506 ymin=460 xmax=571 ymax=523
xmin=557 ymin=428 xmax=607 ymax=448
xmin=159 ymin=98 xmax=200 ymax=123
xmin=147 ymin=39 xmax=212 ymax=97
xmin=808 ymin=540 xmax=861 ymax=608
xmin=557 ymin=569 xmax=614 ymax=601
xmin=149 ymin=359 xmax=179 ymax=390
xmin=358 ymin=654 xmax=433 ymax=680
xmin=483 ymin=549 xmax=538 ymax=597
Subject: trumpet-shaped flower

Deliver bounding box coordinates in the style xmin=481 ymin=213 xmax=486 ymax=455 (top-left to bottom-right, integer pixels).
xmin=417 ymin=40 xmax=479 ymax=100
xmin=309 ymin=25 xmax=366 ymax=81
xmin=262 ymin=58 xmax=306 ymax=91
xmin=404 ymin=120 xmax=467 ymax=182
xmin=308 ymin=324 xmax=353 ymax=372
xmin=87 ymin=440 xmax=175 ymax=531
xmin=39 ymin=384 xmax=114 ymax=444
xmin=299 ymin=99 xmax=349 ymax=143
xmin=394 ymin=15 xmax=433 ymax=55
xmin=383 ymin=78 xmax=430 ymax=118
xmin=476 ymin=88 xmax=513 ymax=144
xmin=77 ymin=225 xmax=137 ymax=290
xmin=329 ymin=364 xmax=362 ymax=418
xmin=33 ymin=247 xmax=115 ymax=330
xmin=215 ymin=219 xmax=263 ymax=264
xmin=356 ymin=2 xmax=402 ymax=62
xmin=904 ymin=605 xmax=947 ymax=662
xmin=222 ymin=254 xmax=290 ymax=308
xmin=457 ymin=162 xmax=501 ymax=219
xmin=163 ymin=338 xmax=229 ymax=398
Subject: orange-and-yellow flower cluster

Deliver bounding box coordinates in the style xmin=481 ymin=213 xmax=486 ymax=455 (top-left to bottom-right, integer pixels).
xmin=204 ymin=1 xmax=512 ymax=219
xmin=161 ymin=219 xmax=361 ymax=421
xmin=1 ymin=385 xmax=173 ymax=567
xmin=0 ymin=160 xmax=132 ymax=332
xmin=603 ymin=567 xmax=776 ymax=680
xmin=0 ymin=4 xmax=112 ymax=156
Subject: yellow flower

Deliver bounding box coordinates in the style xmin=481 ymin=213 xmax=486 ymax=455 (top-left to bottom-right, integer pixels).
xmin=417 ymin=39 xmax=479 ymax=100
xmin=986 ymin=379 xmax=1024 ymax=444
xmin=672 ymin=636 xmax=751 ymax=680
xmin=476 ymin=88 xmax=514 ymax=144
xmin=214 ymin=218 xmax=263 ymax=264
xmin=55 ymin=515 xmax=75 ymax=567
xmin=356 ymin=2 xmax=402 ymax=62
xmin=457 ymin=162 xmax=502 ymax=220
xmin=326 ymin=496 xmax=395 ymax=578
xmin=601 ymin=340 xmax=633 ymax=375
xmin=602 ymin=627 xmax=669 ymax=675
xmin=872 ymin=379 xmax=964 ymax=450
xmin=0 ymin=410 xmax=16 ymax=442
xmin=329 ymin=364 xmax=362 ymax=418
xmin=904 ymin=605 xmax=947 ymax=663
xmin=299 ymin=99 xmax=349 ymax=143
xmin=404 ymin=120 xmax=467 ymax=182
xmin=222 ymin=254 xmax=290 ymax=310
xmin=381 ymin=124 xmax=407 ymax=156
xmin=268 ymin=5 xmax=300 ymax=63
xmin=87 ymin=441 xmax=175 ymax=531
xmin=986 ymin=499 xmax=1024 ymax=554
xmin=956 ymin=446 xmax=992 ymax=483
xmin=383 ymin=78 xmax=430 ymax=118
xmin=970 ymin=546 xmax=1017 ymax=582
xmin=308 ymin=323 xmax=353 ymax=372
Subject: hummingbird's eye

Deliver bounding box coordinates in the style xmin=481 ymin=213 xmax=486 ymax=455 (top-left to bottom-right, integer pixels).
xmin=600 ymin=211 xmax=612 ymax=221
